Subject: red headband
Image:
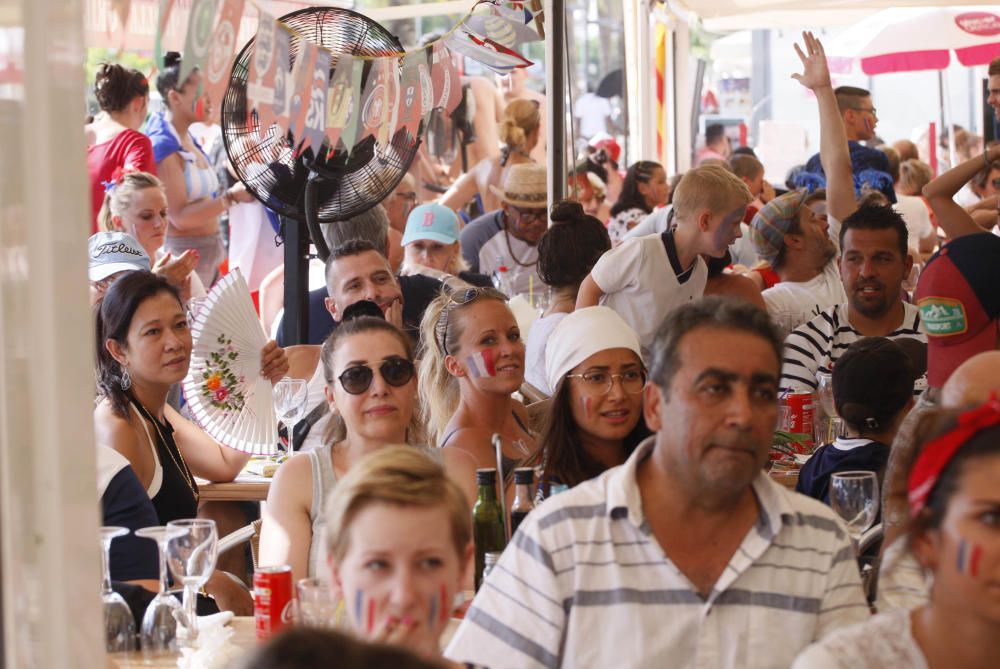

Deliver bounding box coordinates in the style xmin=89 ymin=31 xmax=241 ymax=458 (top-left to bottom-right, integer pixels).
xmin=908 ymin=397 xmax=1000 ymax=517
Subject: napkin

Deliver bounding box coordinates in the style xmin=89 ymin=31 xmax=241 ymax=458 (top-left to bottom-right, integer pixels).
xmin=177 ymin=612 xmax=241 ymax=669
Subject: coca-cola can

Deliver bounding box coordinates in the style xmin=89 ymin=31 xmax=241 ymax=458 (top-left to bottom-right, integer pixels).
xmin=254 ymin=565 xmax=295 ymax=640
xmin=783 ymin=393 xmax=815 ymax=449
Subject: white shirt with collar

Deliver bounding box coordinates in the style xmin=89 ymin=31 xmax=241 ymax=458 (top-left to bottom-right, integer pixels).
xmin=445 ymin=437 xmax=869 ymax=669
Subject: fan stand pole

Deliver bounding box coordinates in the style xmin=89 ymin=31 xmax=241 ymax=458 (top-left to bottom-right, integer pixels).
xmin=280 ymin=215 xmax=310 ymax=346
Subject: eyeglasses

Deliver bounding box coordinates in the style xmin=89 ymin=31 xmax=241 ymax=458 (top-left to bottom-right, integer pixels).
xmin=437 ymin=287 xmax=509 ymax=356
xmin=337 ymin=357 xmax=415 ymax=395
xmin=565 ymin=368 xmax=647 ymax=395
xmin=508 ymin=205 xmax=547 ymax=225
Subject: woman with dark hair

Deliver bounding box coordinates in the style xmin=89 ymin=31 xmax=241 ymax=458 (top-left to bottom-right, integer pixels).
xmin=529 ymin=306 xmax=648 ymax=495
xmin=792 ymin=401 xmax=1000 ymax=668
xmin=606 ymin=160 xmax=669 ymax=244
xmin=524 ymin=200 xmax=611 ymax=394
xmin=93 ymin=270 xmax=287 ymax=525
xmin=144 ymin=52 xmax=252 ymax=286
xmin=86 ymin=63 xmax=155 ymax=232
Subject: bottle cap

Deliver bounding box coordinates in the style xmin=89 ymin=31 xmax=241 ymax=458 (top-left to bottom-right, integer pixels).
xmin=484 ymin=551 xmax=502 ymax=567
xmin=476 ymin=468 xmax=497 ymax=485
xmin=514 ymin=467 xmax=535 ymax=484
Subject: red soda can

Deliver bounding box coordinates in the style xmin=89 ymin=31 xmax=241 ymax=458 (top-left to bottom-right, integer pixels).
xmin=783 ymin=393 xmax=815 ymax=449
xmin=254 ymin=566 xmax=295 ymax=640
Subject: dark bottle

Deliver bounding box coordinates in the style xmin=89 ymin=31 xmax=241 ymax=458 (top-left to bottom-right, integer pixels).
xmin=473 ymin=468 xmax=507 ymax=591
xmin=510 ymin=467 xmax=536 ymax=536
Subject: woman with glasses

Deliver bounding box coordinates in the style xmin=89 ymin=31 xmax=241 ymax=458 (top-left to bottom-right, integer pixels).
xmin=259 ymin=315 xmax=421 ymax=583
xmin=528 ymin=307 xmax=648 ymax=497
xmin=419 ymin=287 xmax=535 ymax=503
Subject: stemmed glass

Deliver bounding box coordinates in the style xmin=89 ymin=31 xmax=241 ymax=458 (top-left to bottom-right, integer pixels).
xmin=273 ymin=377 xmax=308 ymax=454
xmin=166 ymin=519 xmax=218 ymax=647
xmin=100 ymin=526 xmax=136 ymax=653
xmin=135 ymin=526 xmax=186 ymax=656
xmin=829 ymin=471 xmax=880 ymax=546
xmin=815 ymin=370 xmax=840 ymax=444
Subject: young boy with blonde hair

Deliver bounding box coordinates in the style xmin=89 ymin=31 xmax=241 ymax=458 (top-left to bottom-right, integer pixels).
xmin=577 ymin=164 xmax=753 ymax=356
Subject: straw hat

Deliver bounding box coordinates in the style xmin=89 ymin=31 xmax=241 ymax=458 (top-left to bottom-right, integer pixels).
xmin=489 ymin=163 xmax=548 ymax=209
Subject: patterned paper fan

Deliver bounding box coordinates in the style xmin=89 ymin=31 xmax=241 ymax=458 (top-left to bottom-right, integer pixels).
xmin=183 ymin=269 xmax=278 ymax=455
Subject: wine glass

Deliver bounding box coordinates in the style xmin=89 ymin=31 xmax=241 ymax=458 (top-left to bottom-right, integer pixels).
xmin=273 ymin=377 xmax=308 ymax=454
xmin=829 ymin=471 xmax=879 ymax=546
xmin=100 ymin=526 xmax=136 ymax=653
xmin=166 ymin=519 xmax=218 ymax=647
xmin=296 ymin=578 xmax=338 ymax=628
xmin=135 ymin=526 xmax=186 ymax=657
xmin=815 ymin=370 xmax=838 ymax=444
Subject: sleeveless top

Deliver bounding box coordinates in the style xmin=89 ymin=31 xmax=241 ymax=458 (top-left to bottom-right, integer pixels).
xmin=130 ymin=400 xmax=199 ymax=524
xmin=439 ymin=411 xmax=531 ymax=482
xmin=305 ymin=443 xmax=338 ymax=582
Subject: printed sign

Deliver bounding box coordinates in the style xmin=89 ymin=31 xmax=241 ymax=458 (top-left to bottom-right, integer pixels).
xmin=919 ymin=297 xmax=969 ymax=336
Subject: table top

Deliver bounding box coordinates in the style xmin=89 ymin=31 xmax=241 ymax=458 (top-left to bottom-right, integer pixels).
xmin=768 ymin=468 xmax=800 ymax=489
xmin=197 ymin=473 xmax=271 ymax=502
xmin=109 ymin=617 xmax=257 ymax=668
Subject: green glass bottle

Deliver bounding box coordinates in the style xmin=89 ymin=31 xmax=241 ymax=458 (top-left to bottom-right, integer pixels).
xmin=473 ymin=468 xmax=507 ymax=591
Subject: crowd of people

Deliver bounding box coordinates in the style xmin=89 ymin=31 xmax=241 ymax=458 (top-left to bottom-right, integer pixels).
xmin=86 ymin=31 xmax=1000 ymax=669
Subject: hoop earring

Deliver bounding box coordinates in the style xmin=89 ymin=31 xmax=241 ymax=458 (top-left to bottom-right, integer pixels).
xmin=120 ymin=367 xmax=132 ymax=391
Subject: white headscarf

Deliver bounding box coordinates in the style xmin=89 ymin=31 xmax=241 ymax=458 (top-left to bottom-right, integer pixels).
xmin=544 ymin=307 xmax=643 ymax=392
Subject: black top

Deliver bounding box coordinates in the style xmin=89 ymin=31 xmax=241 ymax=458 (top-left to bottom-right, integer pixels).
xmin=131 ymin=399 xmax=199 ymax=525
xmin=796 ymin=438 xmax=890 ymax=505
xmin=276 ymin=274 xmax=444 ymax=347
xmin=103 ymin=466 xmax=160 ymax=581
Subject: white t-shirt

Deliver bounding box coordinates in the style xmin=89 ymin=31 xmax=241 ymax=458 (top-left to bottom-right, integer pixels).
xmin=791 ymin=608 xmax=927 ymax=669
xmin=524 ymin=312 xmax=567 ymax=395
xmin=893 ymin=194 xmax=933 ymax=255
xmin=478 ymin=229 xmax=542 ymax=296
xmin=591 ymin=233 xmax=707 ymax=358
xmin=573 ymin=92 xmax=613 ymax=140
xmin=762 ymin=260 xmax=846 ymax=333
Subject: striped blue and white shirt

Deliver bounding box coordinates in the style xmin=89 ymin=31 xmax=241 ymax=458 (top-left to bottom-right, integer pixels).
xmin=445 ymin=438 xmax=870 ymax=669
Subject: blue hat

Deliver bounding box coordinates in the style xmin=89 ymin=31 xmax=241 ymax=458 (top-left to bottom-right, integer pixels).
xmin=401 ymin=203 xmax=461 ymax=246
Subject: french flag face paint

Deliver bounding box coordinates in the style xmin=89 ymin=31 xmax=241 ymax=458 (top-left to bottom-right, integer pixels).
xmin=353 ymin=589 xmax=364 ymax=628
xmin=465 ymin=349 xmax=496 ymax=378
xmin=958 ymin=539 xmax=984 ymax=578
xmin=581 ymin=395 xmax=592 ymax=418
xmin=366 ymin=597 xmax=376 ymax=634
xmin=428 ymin=593 xmax=438 ymax=628
xmin=440 ymin=583 xmax=449 ymax=624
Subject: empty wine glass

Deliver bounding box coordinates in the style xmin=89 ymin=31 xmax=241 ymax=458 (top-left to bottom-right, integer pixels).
xmin=815 ymin=370 xmax=838 ymax=444
xmin=273 ymin=377 xmax=308 ymax=454
xmin=101 ymin=526 xmax=136 ymax=653
xmin=296 ymin=578 xmax=338 ymax=628
xmin=829 ymin=471 xmax=879 ymax=546
xmin=135 ymin=526 xmax=186 ymax=657
xmin=166 ymin=519 xmax=218 ymax=647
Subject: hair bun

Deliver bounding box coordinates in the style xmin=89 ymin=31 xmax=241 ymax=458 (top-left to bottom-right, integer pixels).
xmin=341 ymin=300 xmax=385 ymax=323
xmin=549 ymin=199 xmax=584 ymax=223
xmin=163 ymin=52 xmax=182 ymax=69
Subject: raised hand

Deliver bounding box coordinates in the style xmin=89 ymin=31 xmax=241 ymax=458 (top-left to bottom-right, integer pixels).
xmin=792 ymin=31 xmax=832 ymax=91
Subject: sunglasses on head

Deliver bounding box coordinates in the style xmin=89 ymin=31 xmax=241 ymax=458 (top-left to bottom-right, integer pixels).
xmin=336 ymin=357 xmax=415 ymax=395
xmin=438 ymin=287 xmax=509 ymax=356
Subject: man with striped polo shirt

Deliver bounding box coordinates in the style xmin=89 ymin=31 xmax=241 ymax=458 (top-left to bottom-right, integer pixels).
xmin=445 ymin=297 xmax=869 ymax=669
xmin=781 ymin=203 xmax=927 ymax=397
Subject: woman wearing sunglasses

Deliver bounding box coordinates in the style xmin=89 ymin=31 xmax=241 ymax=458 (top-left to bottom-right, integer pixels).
xmin=419 ymin=286 xmax=535 ymax=503
xmin=259 ymin=315 xmax=420 ymax=583
xmin=528 ymin=307 xmax=649 ymax=497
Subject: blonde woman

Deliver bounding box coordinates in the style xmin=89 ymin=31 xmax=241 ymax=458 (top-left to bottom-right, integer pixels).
xmin=440 ymin=98 xmax=541 ymax=215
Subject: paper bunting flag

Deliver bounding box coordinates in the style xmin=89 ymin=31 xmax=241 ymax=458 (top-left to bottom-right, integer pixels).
xmin=397 ymin=52 xmax=425 ymax=140
xmin=154 ymin=0 xmax=176 ymax=69
xmin=358 ymin=58 xmax=393 ymax=146
xmin=444 ymin=28 xmax=533 ymax=75
xmin=380 ymin=59 xmax=400 ymax=148
xmin=465 ymin=8 xmax=541 ymax=48
xmin=110 ymin=0 xmax=132 ymax=40
xmin=180 ymin=0 xmax=220 ymax=84
xmin=271 ymin=26 xmax=292 ymax=135
xmin=247 ymin=12 xmax=278 ymax=134
xmin=301 ymin=46 xmax=330 ymax=156
xmin=431 ymin=44 xmax=462 ymax=115
xmin=287 ymin=42 xmax=318 ymax=152
xmin=203 ymin=0 xmax=245 ymax=114
xmin=417 ymin=52 xmax=434 ymax=123
xmin=324 ymin=56 xmax=356 ymax=154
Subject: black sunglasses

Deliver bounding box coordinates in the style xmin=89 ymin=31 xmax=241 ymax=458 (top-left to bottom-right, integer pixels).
xmin=337 ymin=357 xmax=415 ymax=395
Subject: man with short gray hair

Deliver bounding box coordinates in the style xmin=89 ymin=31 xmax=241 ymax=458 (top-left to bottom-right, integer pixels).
xmin=446 ymin=296 xmax=869 ymax=669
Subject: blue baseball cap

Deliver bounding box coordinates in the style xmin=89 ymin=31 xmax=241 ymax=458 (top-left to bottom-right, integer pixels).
xmin=401 ymin=203 xmax=460 ymax=246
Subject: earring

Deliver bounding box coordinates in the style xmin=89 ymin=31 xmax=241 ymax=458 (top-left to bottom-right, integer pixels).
xmin=120 ymin=367 xmax=132 ymax=391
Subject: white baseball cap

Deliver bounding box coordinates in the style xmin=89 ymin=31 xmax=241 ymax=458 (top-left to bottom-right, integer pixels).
xmin=88 ymin=231 xmax=150 ymax=282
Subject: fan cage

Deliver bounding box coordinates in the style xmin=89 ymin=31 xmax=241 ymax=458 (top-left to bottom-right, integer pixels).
xmin=221 ymin=7 xmax=420 ymax=222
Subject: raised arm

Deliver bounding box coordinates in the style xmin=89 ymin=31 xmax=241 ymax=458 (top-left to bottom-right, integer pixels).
xmin=924 ymin=144 xmax=1000 ymax=240
xmin=792 ymin=32 xmax=857 ymax=223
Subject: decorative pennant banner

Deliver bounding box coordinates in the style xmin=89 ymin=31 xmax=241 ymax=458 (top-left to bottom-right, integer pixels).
xmin=358 ymin=58 xmax=391 ymax=146
xmin=416 ymin=51 xmax=434 ymax=124
xmin=397 ymin=51 xmax=425 ymax=140
xmin=109 ymin=0 xmax=132 ymax=49
xmin=247 ymin=11 xmax=278 ymax=134
xmin=430 ymin=43 xmax=462 ymax=115
xmin=271 ymin=25 xmax=292 ymax=135
xmin=338 ymin=59 xmax=365 ymax=154
xmin=154 ymin=0 xmax=177 ymax=69
xmin=287 ymin=41 xmax=318 ymax=152
xmin=379 ymin=58 xmax=400 ymax=148
xmin=444 ymin=28 xmax=533 ymax=75
xmin=303 ymin=47 xmax=331 ymax=156
xmin=203 ymin=0 xmax=245 ymax=114
xmin=465 ymin=7 xmax=541 ymax=48
xmin=324 ymin=55 xmax=357 ymax=154
xmin=180 ymin=0 xmax=220 ymax=84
